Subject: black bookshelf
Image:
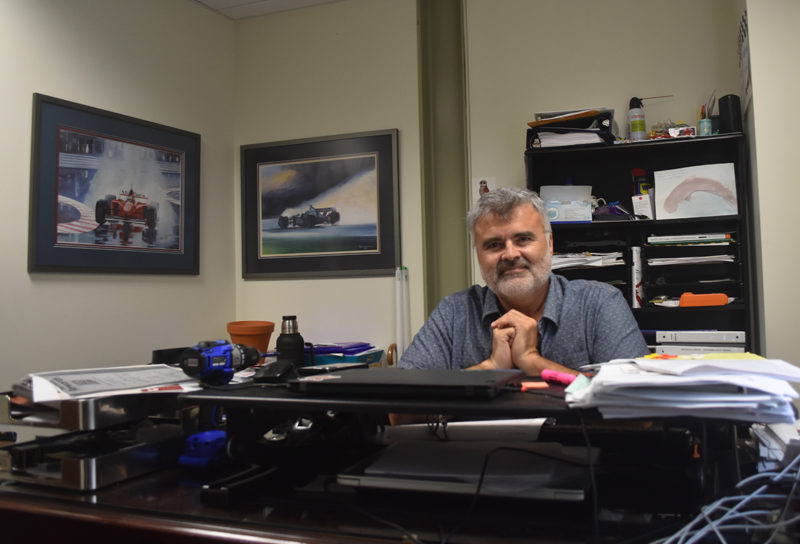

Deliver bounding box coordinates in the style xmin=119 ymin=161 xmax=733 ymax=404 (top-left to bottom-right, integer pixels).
xmin=525 ymin=134 xmax=759 ymax=354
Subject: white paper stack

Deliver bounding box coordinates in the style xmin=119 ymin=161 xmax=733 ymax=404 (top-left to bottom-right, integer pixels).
xmin=751 ymin=421 xmax=800 ymax=470
xmin=566 ymin=357 xmax=800 ymax=423
xmin=551 ymin=252 xmax=623 ymax=270
xmin=21 ymin=364 xmax=199 ymax=403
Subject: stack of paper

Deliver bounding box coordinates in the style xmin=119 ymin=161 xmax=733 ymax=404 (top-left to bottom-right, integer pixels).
xmin=647 ymin=254 xmax=734 ymax=266
xmin=751 ymin=422 xmax=800 ymax=470
xmin=551 ymin=252 xmax=624 ymax=270
xmin=16 ymin=364 xmax=199 ymax=404
xmin=535 ymin=131 xmax=606 ymax=147
xmin=566 ymin=356 xmax=800 ymax=423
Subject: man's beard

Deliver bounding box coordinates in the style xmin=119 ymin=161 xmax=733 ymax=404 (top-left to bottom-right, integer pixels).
xmin=483 ymin=254 xmax=551 ymax=300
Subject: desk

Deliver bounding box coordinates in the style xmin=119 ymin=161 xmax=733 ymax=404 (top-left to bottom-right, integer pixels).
xmin=0 ymin=383 xmax=749 ymax=543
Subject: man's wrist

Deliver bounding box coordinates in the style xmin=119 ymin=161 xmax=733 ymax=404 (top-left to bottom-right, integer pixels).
xmin=516 ymin=351 xmax=577 ymax=376
xmin=467 ymin=359 xmax=496 ymax=370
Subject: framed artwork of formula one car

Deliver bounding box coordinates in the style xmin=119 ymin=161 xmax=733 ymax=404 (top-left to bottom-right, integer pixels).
xmin=240 ymin=129 xmax=400 ymax=278
xmin=28 ymin=94 xmax=200 ymax=274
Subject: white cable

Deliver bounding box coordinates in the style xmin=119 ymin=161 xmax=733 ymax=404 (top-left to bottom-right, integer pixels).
xmin=678 ymin=454 xmax=800 ymax=544
xmin=660 ymin=453 xmax=800 ymax=544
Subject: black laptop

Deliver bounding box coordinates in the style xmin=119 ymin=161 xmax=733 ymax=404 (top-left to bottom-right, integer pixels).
xmin=286 ymin=367 xmax=524 ymax=399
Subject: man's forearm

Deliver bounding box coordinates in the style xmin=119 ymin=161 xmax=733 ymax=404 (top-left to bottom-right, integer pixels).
xmin=467 ymin=354 xmax=578 ymax=376
xmin=516 ymin=352 xmax=579 ymax=376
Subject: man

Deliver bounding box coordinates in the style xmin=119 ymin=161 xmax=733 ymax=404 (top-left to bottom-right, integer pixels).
xmin=398 ymin=187 xmax=648 ymax=376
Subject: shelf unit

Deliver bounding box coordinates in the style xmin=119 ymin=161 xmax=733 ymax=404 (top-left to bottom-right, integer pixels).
xmin=524 ymin=133 xmax=759 ymax=354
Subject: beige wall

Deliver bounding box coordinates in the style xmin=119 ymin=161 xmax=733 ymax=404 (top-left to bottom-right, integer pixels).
xmin=0 ymin=0 xmax=423 ymax=389
xmin=464 ymin=0 xmax=742 ymax=282
xmin=231 ymin=0 xmax=423 ymax=351
xmin=0 ymin=0 xmax=237 ymax=387
xmin=746 ymin=0 xmax=800 ymax=361
xmin=0 ymin=0 xmax=796 ymax=391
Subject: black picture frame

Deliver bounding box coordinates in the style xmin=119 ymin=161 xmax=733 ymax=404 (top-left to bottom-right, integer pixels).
xmin=240 ymin=129 xmax=400 ymax=279
xmin=28 ymin=93 xmax=201 ymax=274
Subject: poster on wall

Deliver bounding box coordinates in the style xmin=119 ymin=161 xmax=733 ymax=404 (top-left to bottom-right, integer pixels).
xmin=653 ymin=163 xmax=738 ymax=220
xmin=28 ymin=94 xmax=201 ymax=274
xmin=240 ymin=129 xmax=400 ymax=279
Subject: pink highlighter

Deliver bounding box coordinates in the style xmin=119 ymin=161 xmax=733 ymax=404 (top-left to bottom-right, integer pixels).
xmin=540 ymin=369 xmax=577 ymax=386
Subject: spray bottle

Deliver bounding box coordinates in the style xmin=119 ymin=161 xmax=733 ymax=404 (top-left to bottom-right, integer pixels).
xmin=627 ymin=97 xmax=646 ymax=141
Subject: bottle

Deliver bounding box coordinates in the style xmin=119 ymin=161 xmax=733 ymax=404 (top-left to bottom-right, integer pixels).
xmin=276 ymin=315 xmax=305 ymax=368
xmin=627 ymin=97 xmax=646 ymax=141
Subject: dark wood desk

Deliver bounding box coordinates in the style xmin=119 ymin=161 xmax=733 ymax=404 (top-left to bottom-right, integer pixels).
xmin=0 ymin=465 xmax=630 ymax=543
xmin=0 ymin=383 xmax=746 ymax=543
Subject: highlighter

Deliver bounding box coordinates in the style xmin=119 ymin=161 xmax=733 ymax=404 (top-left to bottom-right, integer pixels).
xmin=540 ymin=369 xmax=577 ymax=386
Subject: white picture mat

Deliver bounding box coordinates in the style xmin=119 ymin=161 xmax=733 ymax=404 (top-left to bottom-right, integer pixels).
xmin=654 ymin=163 xmax=737 ymax=219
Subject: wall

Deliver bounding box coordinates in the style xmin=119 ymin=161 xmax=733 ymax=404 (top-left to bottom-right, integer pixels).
xmin=0 ymin=0 xmax=237 ymax=387
xmin=464 ymin=0 xmax=741 ymax=194
xmin=746 ymin=0 xmax=800 ymax=362
xmin=1 ymin=0 xmax=796 ymax=395
xmin=232 ymin=0 xmax=424 ymax=352
xmin=464 ymin=0 xmax=742 ymax=283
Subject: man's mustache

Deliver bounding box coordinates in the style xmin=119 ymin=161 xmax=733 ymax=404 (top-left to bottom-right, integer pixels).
xmin=497 ymin=258 xmax=530 ymax=276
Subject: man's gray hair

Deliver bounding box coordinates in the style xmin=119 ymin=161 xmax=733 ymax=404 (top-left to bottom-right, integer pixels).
xmin=466 ymin=187 xmax=551 ymax=244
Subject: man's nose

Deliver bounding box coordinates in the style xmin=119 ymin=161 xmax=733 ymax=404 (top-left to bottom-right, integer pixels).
xmin=500 ymin=240 xmax=520 ymax=260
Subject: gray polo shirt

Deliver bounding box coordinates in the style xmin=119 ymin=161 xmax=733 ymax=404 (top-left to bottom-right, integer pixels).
xmin=398 ymin=273 xmax=648 ymax=371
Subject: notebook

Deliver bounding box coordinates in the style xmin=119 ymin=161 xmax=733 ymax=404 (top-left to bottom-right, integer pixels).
xmin=286 ymin=368 xmax=524 ymax=399
xmin=337 ymin=440 xmax=597 ymax=502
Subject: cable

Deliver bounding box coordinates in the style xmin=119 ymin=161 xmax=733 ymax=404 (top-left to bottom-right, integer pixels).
xmin=438 ymin=445 xmax=593 ymax=543
xmin=425 ymin=414 xmax=448 ymax=440
xmin=654 ymin=451 xmax=800 ymax=544
xmin=347 ymin=503 xmax=426 ymax=544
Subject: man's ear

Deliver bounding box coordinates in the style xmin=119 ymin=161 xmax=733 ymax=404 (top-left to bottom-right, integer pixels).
xmin=547 ymin=232 xmax=554 ymax=252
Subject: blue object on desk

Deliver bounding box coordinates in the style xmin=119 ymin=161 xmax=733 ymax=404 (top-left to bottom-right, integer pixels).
xmin=308 ymin=342 xmax=373 ymax=355
xmin=179 ymin=430 xmax=227 ymax=469
xmin=304 ymin=343 xmax=382 ymax=366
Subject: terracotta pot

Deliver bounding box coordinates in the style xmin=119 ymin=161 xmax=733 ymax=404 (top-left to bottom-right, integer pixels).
xmin=226 ymin=320 xmax=275 ymax=357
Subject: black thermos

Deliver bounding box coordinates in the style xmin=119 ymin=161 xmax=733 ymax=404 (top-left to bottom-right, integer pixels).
xmin=276 ymin=315 xmax=304 ymax=368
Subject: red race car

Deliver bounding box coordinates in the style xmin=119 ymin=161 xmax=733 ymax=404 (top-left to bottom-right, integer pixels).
xmin=95 ymin=188 xmax=158 ymax=242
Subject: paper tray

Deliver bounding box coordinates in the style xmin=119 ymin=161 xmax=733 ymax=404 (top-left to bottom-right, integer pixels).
xmin=2 ymin=392 xmax=181 ymax=431
xmin=0 ymin=420 xmax=184 ymax=491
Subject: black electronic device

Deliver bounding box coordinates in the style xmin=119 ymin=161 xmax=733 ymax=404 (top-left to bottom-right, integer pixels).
xmin=337 ymin=440 xmax=596 ymax=502
xmin=718 ymin=94 xmax=742 ymax=133
xmin=252 ymin=360 xmax=297 ymax=383
xmin=296 ymin=362 xmax=370 ymax=376
xmin=287 ymin=368 xmax=524 ymax=399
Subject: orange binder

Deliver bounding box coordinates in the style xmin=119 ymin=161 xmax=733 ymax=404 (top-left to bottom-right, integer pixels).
xmin=679 ymin=292 xmax=729 ymax=307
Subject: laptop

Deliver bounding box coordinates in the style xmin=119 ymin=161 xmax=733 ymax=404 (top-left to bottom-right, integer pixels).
xmin=337 ymin=440 xmax=597 ymax=502
xmin=286 ymin=367 xmax=524 ymax=399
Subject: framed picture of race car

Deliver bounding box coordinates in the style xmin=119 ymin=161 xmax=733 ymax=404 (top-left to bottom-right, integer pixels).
xmin=240 ymin=129 xmax=400 ymax=278
xmin=28 ymin=94 xmax=200 ymax=274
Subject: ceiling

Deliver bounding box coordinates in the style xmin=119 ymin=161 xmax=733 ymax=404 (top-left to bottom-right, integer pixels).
xmin=193 ymin=0 xmax=342 ymax=19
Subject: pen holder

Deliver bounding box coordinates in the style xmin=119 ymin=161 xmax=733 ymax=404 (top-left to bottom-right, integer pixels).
xmin=699 ymin=118 xmax=712 ymax=136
